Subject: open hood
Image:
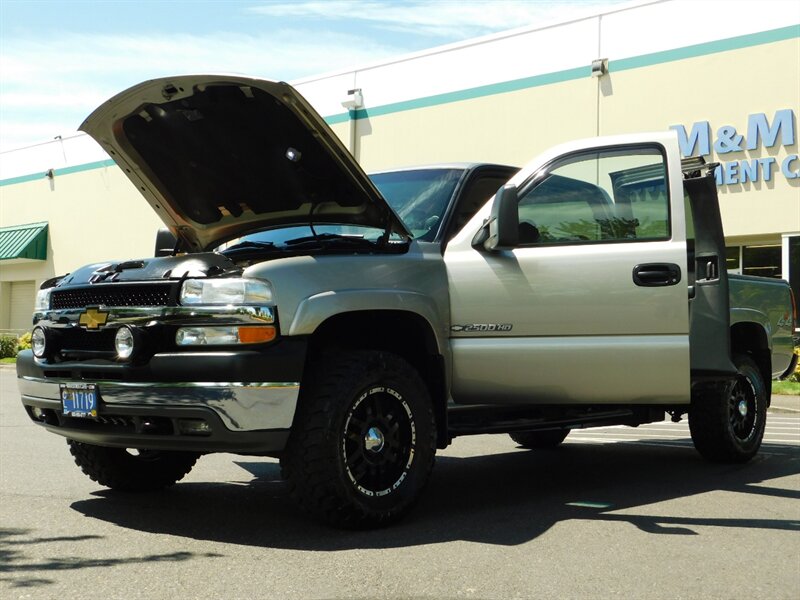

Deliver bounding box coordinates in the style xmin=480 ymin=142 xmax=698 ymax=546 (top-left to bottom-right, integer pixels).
xmin=80 ymin=75 xmax=410 ymax=251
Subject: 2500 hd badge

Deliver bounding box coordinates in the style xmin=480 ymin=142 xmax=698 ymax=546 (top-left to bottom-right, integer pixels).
xmin=451 ymin=323 xmax=513 ymax=332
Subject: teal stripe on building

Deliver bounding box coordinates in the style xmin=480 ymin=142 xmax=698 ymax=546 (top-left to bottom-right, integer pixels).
xmin=0 ymin=159 xmax=115 ymax=188
xmin=325 ymin=24 xmax=800 ymax=124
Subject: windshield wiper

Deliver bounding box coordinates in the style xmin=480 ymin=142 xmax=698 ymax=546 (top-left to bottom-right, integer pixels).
xmin=284 ymin=233 xmax=374 ymax=249
xmin=221 ymin=240 xmax=276 ymax=254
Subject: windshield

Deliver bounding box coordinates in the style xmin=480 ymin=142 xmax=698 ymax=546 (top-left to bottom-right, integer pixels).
xmin=217 ymin=168 xmax=464 ymax=254
xmin=370 ymin=168 xmax=464 ymax=240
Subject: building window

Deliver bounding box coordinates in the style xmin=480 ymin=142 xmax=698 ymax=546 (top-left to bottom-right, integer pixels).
xmin=726 ymin=244 xmax=783 ymax=279
xmin=789 ymin=236 xmax=799 ymax=320
xmin=743 ymin=244 xmax=782 ymax=278
xmin=725 ymin=246 xmax=740 ymax=272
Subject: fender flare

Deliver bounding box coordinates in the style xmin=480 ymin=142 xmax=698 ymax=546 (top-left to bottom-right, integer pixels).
xmin=288 ymin=289 xmax=448 ymax=354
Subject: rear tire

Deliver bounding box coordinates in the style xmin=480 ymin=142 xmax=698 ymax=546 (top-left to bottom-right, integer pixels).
xmin=281 ymin=351 xmax=436 ymax=529
xmin=689 ymin=354 xmax=767 ymax=463
xmin=68 ymin=441 xmax=199 ymax=491
xmin=510 ymin=429 xmax=569 ymax=449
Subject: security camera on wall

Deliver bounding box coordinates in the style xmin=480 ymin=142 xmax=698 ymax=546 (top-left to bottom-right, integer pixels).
xmin=341 ymin=88 xmax=363 ymax=110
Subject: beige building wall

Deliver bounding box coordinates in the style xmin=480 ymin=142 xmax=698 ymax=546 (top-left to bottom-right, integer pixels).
xmin=0 ymin=165 xmax=163 ymax=331
xmin=354 ymin=78 xmax=598 ymax=172
xmin=598 ymin=38 xmax=800 ymax=241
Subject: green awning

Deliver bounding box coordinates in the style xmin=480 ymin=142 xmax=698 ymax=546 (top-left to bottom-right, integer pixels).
xmin=0 ymin=222 xmax=48 ymax=261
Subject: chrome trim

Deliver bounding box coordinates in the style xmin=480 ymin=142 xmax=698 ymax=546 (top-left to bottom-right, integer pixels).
xmin=19 ymin=376 xmax=298 ymax=431
xmin=33 ymin=305 xmax=275 ymax=328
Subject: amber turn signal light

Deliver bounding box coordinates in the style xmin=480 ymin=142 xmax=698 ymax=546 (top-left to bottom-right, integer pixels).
xmin=237 ymin=326 xmax=277 ymax=344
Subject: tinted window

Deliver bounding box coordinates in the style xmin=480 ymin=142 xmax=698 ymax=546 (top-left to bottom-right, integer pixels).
xmin=448 ymin=174 xmax=515 ymax=239
xmin=517 ymin=148 xmax=670 ymax=245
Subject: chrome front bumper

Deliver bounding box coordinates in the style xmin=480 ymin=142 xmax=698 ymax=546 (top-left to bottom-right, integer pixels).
xmin=19 ymin=376 xmax=299 ymax=432
xmin=20 ymin=297 xmax=306 ymax=453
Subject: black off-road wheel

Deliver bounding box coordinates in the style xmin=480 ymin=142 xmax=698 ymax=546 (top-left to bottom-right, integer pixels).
xmin=689 ymin=354 xmax=767 ymax=463
xmin=281 ymin=351 xmax=437 ymax=529
xmin=68 ymin=440 xmax=199 ymax=491
xmin=510 ymin=429 xmax=570 ymax=449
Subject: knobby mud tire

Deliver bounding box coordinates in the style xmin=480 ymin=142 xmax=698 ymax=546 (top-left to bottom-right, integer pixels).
xmin=68 ymin=440 xmax=199 ymax=491
xmin=281 ymin=351 xmax=436 ymax=529
xmin=689 ymin=354 xmax=767 ymax=463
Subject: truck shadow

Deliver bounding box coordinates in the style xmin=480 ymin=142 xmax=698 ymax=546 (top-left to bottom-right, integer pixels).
xmin=70 ymin=440 xmax=800 ymax=549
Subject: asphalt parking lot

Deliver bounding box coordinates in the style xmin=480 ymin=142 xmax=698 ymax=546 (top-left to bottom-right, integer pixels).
xmin=2 ymin=366 xmax=799 ymax=599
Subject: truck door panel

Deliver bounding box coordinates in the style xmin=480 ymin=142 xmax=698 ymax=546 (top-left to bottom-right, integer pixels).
xmin=445 ymin=133 xmax=690 ymax=405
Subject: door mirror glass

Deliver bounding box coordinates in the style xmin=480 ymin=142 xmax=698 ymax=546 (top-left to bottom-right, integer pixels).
xmin=482 ymin=184 xmax=519 ymax=251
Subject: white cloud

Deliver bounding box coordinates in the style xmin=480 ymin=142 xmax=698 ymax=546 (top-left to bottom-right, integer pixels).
xmin=248 ymin=0 xmax=611 ymax=38
xmin=0 ymin=0 xmax=624 ymax=153
xmin=2 ymin=30 xmax=400 ymax=82
xmin=0 ymin=30 xmax=404 ymax=152
xmin=1 ymin=90 xmax=110 ymax=111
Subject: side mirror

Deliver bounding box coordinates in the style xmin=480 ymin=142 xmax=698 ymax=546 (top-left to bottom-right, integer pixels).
xmin=483 ymin=184 xmax=519 ymax=251
xmin=154 ymin=228 xmax=177 ymax=257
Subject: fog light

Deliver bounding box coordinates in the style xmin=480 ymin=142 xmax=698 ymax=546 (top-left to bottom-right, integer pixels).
xmin=31 ymin=327 xmax=46 ymax=358
xmin=115 ymin=326 xmax=135 ymax=359
xmin=30 ymin=406 xmax=44 ymax=420
xmin=177 ymin=419 xmax=212 ymax=436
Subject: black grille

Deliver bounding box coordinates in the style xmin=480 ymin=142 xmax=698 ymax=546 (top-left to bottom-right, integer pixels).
xmin=51 ymin=283 xmax=177 ymax=309
xmin=57 ymin=328 xmax=116 ymax=352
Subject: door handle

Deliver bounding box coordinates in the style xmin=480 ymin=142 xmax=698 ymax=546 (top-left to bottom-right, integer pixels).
xmin=633 ymin=263 xmax=681 ymax=287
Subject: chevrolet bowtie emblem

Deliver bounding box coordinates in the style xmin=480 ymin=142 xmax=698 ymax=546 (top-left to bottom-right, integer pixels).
xmin=79 ymin=307 xmax=109 ymax=330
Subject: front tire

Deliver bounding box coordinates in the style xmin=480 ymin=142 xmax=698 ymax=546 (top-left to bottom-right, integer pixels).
xmin=689 ymin=354 xmax=767 ymax=463
xmin=281 ymin=351 xmax=436 ymax=528
xmin=68 ymin=441 xmax=199 ymax=491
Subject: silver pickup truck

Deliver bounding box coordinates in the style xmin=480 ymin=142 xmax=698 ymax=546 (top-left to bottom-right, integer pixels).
xmin=17 ymin=75 xmax=797 ymax=528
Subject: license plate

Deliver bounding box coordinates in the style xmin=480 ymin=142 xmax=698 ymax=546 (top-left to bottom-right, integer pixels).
xmin=60 ymin=383 xmax=98 ymax=418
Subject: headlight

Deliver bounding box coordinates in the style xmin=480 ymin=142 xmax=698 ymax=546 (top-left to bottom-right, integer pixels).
xmin=175 ymin=325 xmax=276 ymax=346
xmin=31 ymin=327 xmax=47 ymax=357
xmin=115 ymin=326 xmax=135 ymax=360
xmin=35 ymin=288 xmax=52 ymax=311
xmin=180 ymin=278 xmax=273 ymax=306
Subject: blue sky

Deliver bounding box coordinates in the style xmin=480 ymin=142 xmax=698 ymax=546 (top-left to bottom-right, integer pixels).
xmin=0 ymin=0 xmax=627 ymax=152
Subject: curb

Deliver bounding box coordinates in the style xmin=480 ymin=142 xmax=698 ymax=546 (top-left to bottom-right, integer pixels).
xmin=769 ymin=394 xmax=800 ymax=415
xmin=769 ymin=407 xmax=800 ymax=414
